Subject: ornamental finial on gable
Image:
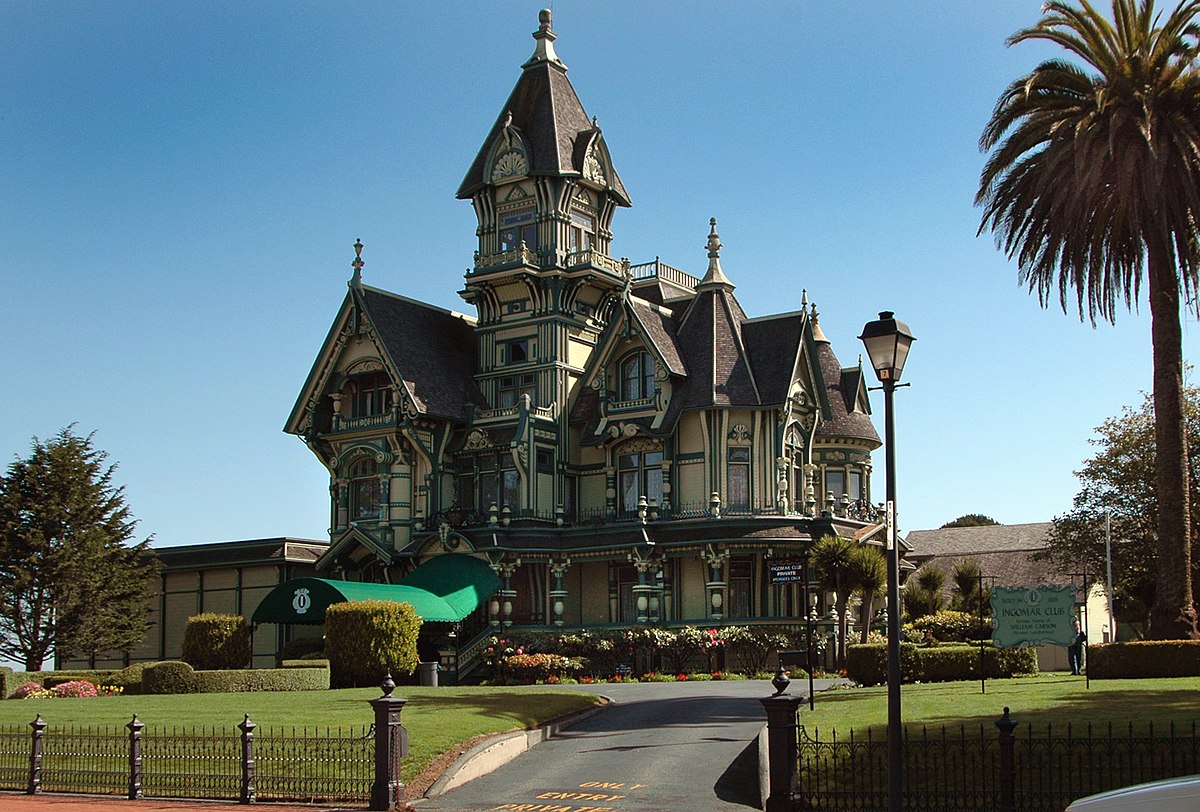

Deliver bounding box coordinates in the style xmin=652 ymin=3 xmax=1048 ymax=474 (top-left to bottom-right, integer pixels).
xmin=350 ymin=238 xmax=364 ymax=288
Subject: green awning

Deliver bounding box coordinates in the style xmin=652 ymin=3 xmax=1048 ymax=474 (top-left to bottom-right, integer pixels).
xmin=251 ymin=555 xmax=500 ymax=625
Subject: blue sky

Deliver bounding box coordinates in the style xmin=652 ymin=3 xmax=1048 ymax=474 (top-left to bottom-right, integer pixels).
xmin=2 ymin=1 xmax=1197 ymax=547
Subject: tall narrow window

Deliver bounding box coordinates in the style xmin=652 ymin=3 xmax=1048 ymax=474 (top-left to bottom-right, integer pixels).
xmin=727 ymin=447 xmax=750 ymax=512
xmin=728 ymin=558 xmax=753 ymax=618
xmin=349 ymin=457 xmax=380 ymax=521
xmin=353 ymin=373 xmax=393 ymax=418
xmin=848 ymin=470 xmax=863 ymax=501
xmin=498 ymin=373 xmax=536 ymax=407
xmin=618 ymin=449 xmax=663 ymax=514
xmin=619 ymin=352 xmax=656 ymax=401
xmin=825 ymin=470 xmax=846 ymax=500
xmin=456 ymin=458 xmax=476 ymax=511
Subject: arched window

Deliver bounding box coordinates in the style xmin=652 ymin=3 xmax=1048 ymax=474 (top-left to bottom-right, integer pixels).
xmin=350 ymin=457 xmax=380 ymax=521
xmin=619 ymin=351 xmax=656 ymax=402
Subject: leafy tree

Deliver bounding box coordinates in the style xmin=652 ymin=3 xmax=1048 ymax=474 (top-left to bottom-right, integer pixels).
xmin=941 ymin=514 xmax=1000 ymax=528
xmin=1036 ymin=388 xmax=1200 ymax=634
xmin=849 ymin=545 xmax=887 ymax=643
xmin=0 ymin=427 xmax=159 ymax=670
xmin=903 ymin=565 xmax=946 ymax=622
xmin=812 ymin=534 xmax=858 ymax=667
xmin=977 ymin=0 xmax=1200 ymax=638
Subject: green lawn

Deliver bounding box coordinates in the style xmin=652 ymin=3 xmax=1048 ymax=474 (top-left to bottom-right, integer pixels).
xmin=800 ymin=673 xmax=1200 ymax=735
xmin=0 ymin=686 xmax=601 ymax=783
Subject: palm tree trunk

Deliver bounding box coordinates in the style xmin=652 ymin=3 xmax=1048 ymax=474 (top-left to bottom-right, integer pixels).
xmin=1146 ymin=237 xmax=1200 ymax=639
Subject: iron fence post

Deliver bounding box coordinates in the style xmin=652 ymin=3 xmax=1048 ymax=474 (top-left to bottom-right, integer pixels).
xmin=760 ymin=671 xmax=804 ymax=812
xmin=126 ymin=714 xmax=144 ymax=800
xmin=239 ymin=713 xmax=257 ymax=804
xmin=27 ymin=714 xmax=45 ymax=795
xmin=996 ymin=706 xmax=1017 ymax=812
xmin=369 ymin=674 xmax=408 ymax=811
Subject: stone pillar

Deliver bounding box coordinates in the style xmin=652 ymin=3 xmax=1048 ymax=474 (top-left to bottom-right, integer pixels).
xmin=759 ymin=672 xmax=804 ymax=812
xmin=369 ymin=675 xmax=408 ymax=811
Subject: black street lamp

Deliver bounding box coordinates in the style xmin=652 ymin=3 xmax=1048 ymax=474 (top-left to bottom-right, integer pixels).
xmin=859 ymin=310 xmax=915 ymax=812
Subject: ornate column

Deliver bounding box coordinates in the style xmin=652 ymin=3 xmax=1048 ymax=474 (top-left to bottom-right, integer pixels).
xmin=604 ymin=465 xmax=616 ymax=517
xmin=702 ymin=546 xmax=730 ymax=622
xmin=335 ymin=479 xmax=349 ymax=529
xmin=631 ymin=557 xmax=658 ymax=624
xmin=775 ymin=457 xmax=789 ymax=514
xmin=548 ymin=557 xmax=571 ymax=627
xmin=492 ymin=562 xmax=518 ymax=628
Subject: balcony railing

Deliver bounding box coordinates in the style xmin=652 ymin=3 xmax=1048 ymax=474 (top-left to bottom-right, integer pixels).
xmin=564 ymin=249 xmax=626 ymax=276
xmin=330 ymin=413 xmax=397 ymax=434
xmin=628 ymin=257 xmax=700 ymax=290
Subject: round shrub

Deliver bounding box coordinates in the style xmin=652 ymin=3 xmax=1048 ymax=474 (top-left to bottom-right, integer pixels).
xmin=142 ymin=661 xmax=200 ymax=694
xmin=324 ymin=600 xmax=422 ymax=688
xmin=182 ymin=614 xmax=251 ymax=670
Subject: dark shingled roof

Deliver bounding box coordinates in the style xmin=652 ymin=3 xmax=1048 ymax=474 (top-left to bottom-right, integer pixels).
xmin=743 ymin=313 xmax=803 ymax=405
xmin=361 ymin=287 xmax=488 ymax=423
xmin=630 ymin=298 xmax=686 ymax=375
xmin=456 ymin=52 xmax=630 ymax=204
xmin=813 ymin=339 xmax=880 ymax=445
xmin=676 ymin=287 xmax=760 ymax=408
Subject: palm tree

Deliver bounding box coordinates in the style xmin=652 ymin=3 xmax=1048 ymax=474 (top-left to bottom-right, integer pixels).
xmin=850 ymin=545 xmax=888 ymax=643
xmin=977 ymin=0 xmax=1200 ymax=638
xmin=812 ymin=534 xmax=859 ymax=667
xmin=950 ymin=559 xmax=990 ymax=617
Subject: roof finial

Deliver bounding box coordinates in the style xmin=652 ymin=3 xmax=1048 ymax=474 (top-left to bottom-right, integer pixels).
xmin=810 ymin=299 xmax=830 ymax=343
xmin=801 ymin=289 xmax=808 ymax=308
xmin=526 ymin=8 xmax=564 ymax=68
xmin=697 ymin=217 xmax=734 ymax=289
xmin=350 ymin=238 xmax=364 ymax=287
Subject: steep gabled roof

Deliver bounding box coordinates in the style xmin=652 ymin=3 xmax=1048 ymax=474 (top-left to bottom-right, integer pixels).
xmin=360 ymin=287 xmax=488 ymax=422
xmin=812 ymin=331 xmax=881 ymax=446
xmin=743 ymin=312 xmax=804 ymax=405
xmin=629 ymin=297 xmax=686 ymax=375
xmin=456 ymin=12 xmax=630 ymax=204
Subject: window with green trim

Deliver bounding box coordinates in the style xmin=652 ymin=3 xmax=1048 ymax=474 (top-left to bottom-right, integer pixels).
xmin=618 ymin=351 xmax=655 ymax=401
xmin=349 ymin=457 xmax=380 ymax=521
xmin=727 ymin=447 xmax=750 ymax=511
xmin=618 ymin=449 xmax=663 ymax=514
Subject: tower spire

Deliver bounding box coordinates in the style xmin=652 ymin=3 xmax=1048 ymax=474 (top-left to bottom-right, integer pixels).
xmin=524 ymin=9 xmax=564 ymax=69
xmin=697 ymin=218 xmax=734 ymax=289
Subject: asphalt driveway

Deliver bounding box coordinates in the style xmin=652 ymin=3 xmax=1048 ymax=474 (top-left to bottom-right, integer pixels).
xmin=414 ymin=678 xmax=836 ymax=812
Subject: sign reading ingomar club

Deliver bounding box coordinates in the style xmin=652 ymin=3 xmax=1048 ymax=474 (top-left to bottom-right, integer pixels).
xmin=989 ymin=585 xmax=1076 ymax=648
xmin=768 ymin=561 xmax=806 ymax=584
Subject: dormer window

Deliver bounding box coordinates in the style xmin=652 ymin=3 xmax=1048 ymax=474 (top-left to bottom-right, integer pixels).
xmin=353 ymin=372 xmax=394 ymax=418
xmin=619 ymin=351 xmax=656 ymax=402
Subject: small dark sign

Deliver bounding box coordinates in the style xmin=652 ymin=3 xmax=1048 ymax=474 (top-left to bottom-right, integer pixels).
xmin=768 ymin=561 xmax=806 ymax=584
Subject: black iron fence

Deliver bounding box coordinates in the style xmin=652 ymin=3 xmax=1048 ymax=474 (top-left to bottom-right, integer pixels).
xmin=761 ymin=695 xmax=1200 ymax=812
xmin=0 ymin=676 xmax=408 ymax=809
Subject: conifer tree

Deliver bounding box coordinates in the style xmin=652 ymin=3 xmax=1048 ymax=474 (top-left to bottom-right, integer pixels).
xmin=0 ymin=427 xmax=159 ymax=670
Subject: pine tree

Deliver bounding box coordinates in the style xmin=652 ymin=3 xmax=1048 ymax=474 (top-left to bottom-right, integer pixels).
xmin=0 ymin=427 xmax=160 ymax=670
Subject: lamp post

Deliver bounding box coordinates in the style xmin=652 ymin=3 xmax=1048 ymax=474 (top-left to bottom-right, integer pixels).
xmin=859 ymin=310 xmax=915 ymax=812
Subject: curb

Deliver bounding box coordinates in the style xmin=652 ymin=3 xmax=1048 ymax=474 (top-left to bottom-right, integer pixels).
xmin=421 ymin=699 xmax=611 ymax=799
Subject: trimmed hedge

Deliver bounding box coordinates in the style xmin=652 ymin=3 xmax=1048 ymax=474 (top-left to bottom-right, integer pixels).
xmin=1087 ymin=641 xmax=1200 ymax=678
xmin=141 ymin=660 xmax=330 ymax=693
xmin=182 ymin=614 xmax=251 ymax=670
xmin=847 ymin=642 xmax=1038 ymax=686
xmin=908 ymin=610 xmax=990 ymax=644
xmin=279 ymin=635 xmax=325 ymax=661
xmin=325 ymin=600 xmax=421 ymax=688
xmin=4 ymin=669 xmax=128 ymax=697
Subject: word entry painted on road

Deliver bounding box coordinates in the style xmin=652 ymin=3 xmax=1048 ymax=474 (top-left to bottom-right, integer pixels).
xmin=492 ymin=779 xmax=649 ymax=811
xmin=990 ymin=585 xmax=1076 ymax=648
